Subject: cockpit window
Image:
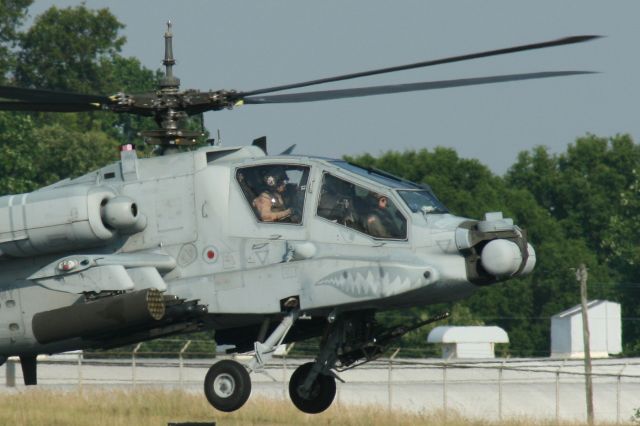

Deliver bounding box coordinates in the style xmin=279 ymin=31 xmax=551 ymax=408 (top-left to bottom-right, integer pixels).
xmin=398 ymin=190 xmax=449 ymax=214
xmin=236 ymin=164 xmax=309 ymax=224
xmin=317 ymin=173 xmax=407 ymax=239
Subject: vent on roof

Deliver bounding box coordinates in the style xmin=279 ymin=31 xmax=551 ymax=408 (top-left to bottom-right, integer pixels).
xmin=206 ymin=149 xmax=241 ymax=163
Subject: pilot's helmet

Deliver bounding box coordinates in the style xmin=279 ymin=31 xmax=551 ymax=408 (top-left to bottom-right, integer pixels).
xmin=373 ymin=193 xmax=388 ymax=206
xmin=263 ymin=169 xmax=288 ymax=188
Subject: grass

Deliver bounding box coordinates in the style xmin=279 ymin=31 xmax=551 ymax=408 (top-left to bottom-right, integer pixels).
xmin=0 ymin=388 xmax=631 ymax=426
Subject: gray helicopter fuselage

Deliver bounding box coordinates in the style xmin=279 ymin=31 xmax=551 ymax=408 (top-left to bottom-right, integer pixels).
xmin=0 ymin=144 xmax=534 ymax=357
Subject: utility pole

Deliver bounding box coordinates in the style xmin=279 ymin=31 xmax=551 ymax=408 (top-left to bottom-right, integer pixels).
xmin=577 ymin=263 xmax=594 ymax=426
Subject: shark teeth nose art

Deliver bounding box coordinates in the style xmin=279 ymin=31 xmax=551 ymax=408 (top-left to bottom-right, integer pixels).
xmin=316 ymin=265 xmax=433 ymax=298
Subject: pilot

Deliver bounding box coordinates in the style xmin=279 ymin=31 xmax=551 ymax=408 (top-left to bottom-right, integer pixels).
xmin=317 ymin=177 xmax=359 ymax=230
xmin=252 ymin=170 xmax=293 ymax=222
xmin=365 ymin=194 xmax=400 ymax=238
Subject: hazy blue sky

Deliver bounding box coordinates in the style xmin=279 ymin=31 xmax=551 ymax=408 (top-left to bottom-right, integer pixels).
xmin=28 ymin=1 xmax=640 ymax=174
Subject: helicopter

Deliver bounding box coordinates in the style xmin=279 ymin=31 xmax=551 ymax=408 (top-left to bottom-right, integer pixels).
xmin=0 ymin=23 xmax=596 ymax=413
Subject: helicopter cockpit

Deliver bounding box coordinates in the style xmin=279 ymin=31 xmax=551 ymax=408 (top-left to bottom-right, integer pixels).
xmin=234 ymin=158 xmax=451 ymax=241
xmin=316 ymin=172 xmax=407 ymax=239
xmin=315 ymin=161 xmax=452 ymax=239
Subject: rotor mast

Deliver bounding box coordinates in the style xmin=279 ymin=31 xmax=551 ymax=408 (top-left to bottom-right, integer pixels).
xmin=141 ymin=21 xmax=202 ymax=147
xmin=159 ymin=21 xmax=180 ymax=92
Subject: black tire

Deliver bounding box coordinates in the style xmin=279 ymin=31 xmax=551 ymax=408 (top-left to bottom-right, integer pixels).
xmin=203 ymin=359 xmax=252 ymax=412
xmin=289 ymin=362 xmax=336 ymax=414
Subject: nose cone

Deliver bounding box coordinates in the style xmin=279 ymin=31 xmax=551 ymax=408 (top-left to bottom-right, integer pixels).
xmin=456 ymin=211 xmax=537 ymax=284
xmin=481 ymin=240 xmax=536 ymax=277
xmin=481 ymin=240 xmax=521 ymax=276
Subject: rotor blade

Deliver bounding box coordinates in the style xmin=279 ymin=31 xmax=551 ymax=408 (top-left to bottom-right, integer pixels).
xmin=0 ymin=85 xmax=110 ymax=104
xmin=241 ymin=71 xmax=596 ymax=104
xmin=0 ymin=102 xmax=103 ymax=112
xmin=237 ymin=35 xmax=600 ymax=98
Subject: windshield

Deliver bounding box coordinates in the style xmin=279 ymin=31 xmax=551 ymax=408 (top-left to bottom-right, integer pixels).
xmin=397 ymin=190 xmax=449 ymax=214
xmin=332 ymin=161 xmax=448 ymax=214
xmin=331 ymin=161 xmax=422 ymax=189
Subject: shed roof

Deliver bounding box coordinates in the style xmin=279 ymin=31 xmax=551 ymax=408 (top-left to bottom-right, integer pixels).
xmin=427 ymin=326 xmax=509 ymax=343
xmin=552 ymin=300 xmax=619 ymax=319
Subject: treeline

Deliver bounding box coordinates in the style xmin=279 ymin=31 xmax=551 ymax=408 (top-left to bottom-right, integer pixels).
xmin=2 ymin=3 xmax=639 ymax=357
xmin=0 ymin=1 xmax=164 ymax=195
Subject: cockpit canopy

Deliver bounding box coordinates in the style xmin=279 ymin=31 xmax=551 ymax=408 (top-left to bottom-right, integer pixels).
xmin=234 ymin=159 xmax=448 ymax=241
xmin=331 ymin=161 xmax=449 ymax=214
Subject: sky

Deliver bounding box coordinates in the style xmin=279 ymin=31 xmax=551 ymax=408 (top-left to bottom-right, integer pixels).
xmin=27 ymin=1 xmax=640 ymax=175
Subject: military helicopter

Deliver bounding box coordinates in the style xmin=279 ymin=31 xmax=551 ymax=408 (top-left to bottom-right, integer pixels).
xmin=0 ymin=23 xmax=596 ymax=413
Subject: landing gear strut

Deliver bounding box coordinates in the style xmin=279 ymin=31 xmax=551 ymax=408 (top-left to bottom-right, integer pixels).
xmin=287 ymin=310 xmax=449 ymax=413
xmin=202 ymin=309 xmax=448 ymax=414
xmin=203 ymin=310 xmax=300 ymax=412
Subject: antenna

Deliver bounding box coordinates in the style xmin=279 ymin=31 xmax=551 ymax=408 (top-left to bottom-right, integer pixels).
xmin=159 ymin=21 xmax=180 ymax=92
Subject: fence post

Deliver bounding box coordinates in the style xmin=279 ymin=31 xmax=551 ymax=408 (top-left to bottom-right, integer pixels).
xmin=282 ymin=355 xmax=287 ymax=399
xmin=443 ymin=358 xmax=449 ymax=424
xmin=556 ymin=359 xmax=566 ymax=424
xmin=179 ymin=340 xmax=191 ymax=388
xmin=499 ymin=357 xmax=508 ymax=421
xmin=5 ymin=358 xmax=15 ymax=387
xmin=77 ymin=351 xmax=83 ymax=389
xmin=387 ymin=348 xmax=400 ymax=412
xmin=132 ymin=342 xmax=142 ymax=387
xmin=616 ymin=363 xmax=628 ymax=425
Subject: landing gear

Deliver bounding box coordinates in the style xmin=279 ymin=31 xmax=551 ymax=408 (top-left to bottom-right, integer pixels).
xmin=289 ymin=362 xmax=336 ymax=414
xmin=285 ymin=310 xmax=450 ymax=413
xmin=202 ymin=310 xmax=300 ymax=412
xmin=201 ymin=309 xmax=449 ymax=414
xmin=203 ymin=359 xmax=251 ymax=412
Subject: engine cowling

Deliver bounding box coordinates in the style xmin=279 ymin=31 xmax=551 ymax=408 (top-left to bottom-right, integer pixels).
xmin=0 ymin=185 xmax=145 ymax=257
xmin=101 ymin=196 xmax=147 ymax=234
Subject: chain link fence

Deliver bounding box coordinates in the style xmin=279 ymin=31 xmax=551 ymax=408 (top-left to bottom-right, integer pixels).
xmin=2 ymin=339 xmax=640 ymax=423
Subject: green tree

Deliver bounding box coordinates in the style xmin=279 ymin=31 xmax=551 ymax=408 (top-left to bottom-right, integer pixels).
xmin=0 ymin=0 xmax=32 ymax=83
xmin=507 ymin=134 xmax=638 ymax=353
xmin=15 ymin=5 xmax=125 ymax=93
xmin=507 ymin=134 xmax=640 ymax=268
xmin=31 ymin=122 xmax=121 ymax=185
xmin=0 ymin=111 xmax=39 ymax=194
xmin=0 ymin=4 xmax=166 ymax=195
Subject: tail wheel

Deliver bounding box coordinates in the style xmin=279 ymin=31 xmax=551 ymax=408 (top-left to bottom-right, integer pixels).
xmin=203 ymin=359 xmax=251 ymax=412
xmin=289 ymin=362 xmax=336 ymax=414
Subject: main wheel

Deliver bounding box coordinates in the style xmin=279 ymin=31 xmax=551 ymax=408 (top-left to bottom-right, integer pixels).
xmin=204 ymin=359 xmax=251 ymax=412
xmin=288 ymin=362 xmax=336 ymax=414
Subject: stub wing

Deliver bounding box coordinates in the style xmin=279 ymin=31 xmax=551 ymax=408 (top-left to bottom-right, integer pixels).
xmin=27 ymin=253 xmax=175 ymax=294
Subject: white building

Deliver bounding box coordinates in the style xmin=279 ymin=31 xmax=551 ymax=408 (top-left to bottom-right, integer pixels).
xmin=551 ymin=300 xmax=621 ymax=359
xmin=427 ymin=326 xmax=509 ymax=359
